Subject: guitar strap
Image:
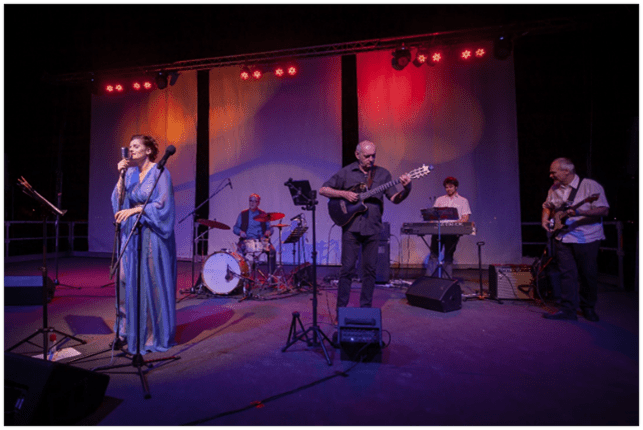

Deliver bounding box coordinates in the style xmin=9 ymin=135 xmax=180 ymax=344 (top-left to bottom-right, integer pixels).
xmin=566 ymin=178 xmax=583 ymax=206
xmin=366 ymin=168 xmax=373 ymax=190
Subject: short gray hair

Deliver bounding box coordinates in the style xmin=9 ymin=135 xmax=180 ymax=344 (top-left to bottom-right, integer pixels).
xmin=554 ymin=157 xmax=575 ymax=174
xmin=356 ymin=140 xmax=375 ymax=154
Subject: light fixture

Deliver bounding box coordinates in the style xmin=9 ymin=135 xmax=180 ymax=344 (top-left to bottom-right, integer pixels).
xmin=391 ymin=46 xmax=412 ymax=71
xmin=494 ymin=35 xmax=513 ymax=60
xmin=413 ymin=47 xmax=430 ymax=67
xmin=155 ymin=72 xmax=168 ymax=90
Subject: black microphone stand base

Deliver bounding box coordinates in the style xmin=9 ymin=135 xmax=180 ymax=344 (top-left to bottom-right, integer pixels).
xmin=282 ymin=312 xmax=333 ymax=366
xmin=6 ymin=327 xmax=86 ymax=357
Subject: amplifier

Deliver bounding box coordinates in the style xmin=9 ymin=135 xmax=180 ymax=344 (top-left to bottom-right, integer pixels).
xmin=489 ymin=264 xmax=533 ymax=300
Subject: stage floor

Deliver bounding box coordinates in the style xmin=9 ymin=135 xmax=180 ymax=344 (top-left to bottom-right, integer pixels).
xmin=3 ymin=256 xmax=639 ymax=425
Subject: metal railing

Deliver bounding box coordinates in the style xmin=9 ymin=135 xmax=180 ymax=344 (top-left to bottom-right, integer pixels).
xmin=4 ymin=220 xmax=89 ymax=261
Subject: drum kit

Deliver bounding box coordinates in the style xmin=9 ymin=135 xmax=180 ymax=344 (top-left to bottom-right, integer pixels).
xmin=188 ymin=211 xmax=308 ymax=300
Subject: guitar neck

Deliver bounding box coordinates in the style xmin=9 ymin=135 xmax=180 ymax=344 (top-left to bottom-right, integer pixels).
xmin=360 ymin=178 xmax=401 ymax=200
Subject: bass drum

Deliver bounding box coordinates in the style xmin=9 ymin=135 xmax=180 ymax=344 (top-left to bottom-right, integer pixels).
xmin=202 ymin=250 xmax=249 ymax=295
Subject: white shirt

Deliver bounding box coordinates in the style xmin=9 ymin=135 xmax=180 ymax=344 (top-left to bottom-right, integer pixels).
xmin=544 ymin=174 xmax=609 ymax=243
xmin=433 ymin=193 xmax=471 ymax=221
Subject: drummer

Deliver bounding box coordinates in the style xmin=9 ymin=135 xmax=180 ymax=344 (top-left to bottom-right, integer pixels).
xmin=233 ymin=193 xmax=277 ymax=272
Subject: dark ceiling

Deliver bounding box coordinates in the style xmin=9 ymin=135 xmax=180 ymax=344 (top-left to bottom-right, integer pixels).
xmin=6 ymin=4 xmax=627 ymax=77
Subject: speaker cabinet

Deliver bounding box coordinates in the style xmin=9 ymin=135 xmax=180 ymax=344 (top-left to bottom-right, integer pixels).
xmin=4 ymin=352 xmax=110 ymax=425
xmin=375 ymin=222 xmax=390 ymax=284
xmin=338 ymin=307 xmax=382 ymax=362
xmin=489 ymin=264 xmax=533 ymax=300
xmin=4 ymin=276 xmax=55 ymax=306
xmin=291 ymin=262 xmax=312 ymax=286
xmin=406 ymin=277 xmax=462 ymax=312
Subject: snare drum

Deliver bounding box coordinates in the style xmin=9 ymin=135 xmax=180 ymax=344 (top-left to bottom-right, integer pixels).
xmin=243 ymin=238 xmax=270 ymax=254
xmin=201 ymin=250 xmax=249 ymax=295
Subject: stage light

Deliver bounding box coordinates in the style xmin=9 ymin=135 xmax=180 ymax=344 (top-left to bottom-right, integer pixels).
xmin=155 ymin=72 xmax=168 ymax=90
xmin=274 ymin=65 xmax=285 ymax=77
xmin=391 ymin=46 xmax=412 ymax=71
xmin=168 ymin=71 xmax=180 ymax=86
xmin=240 ymin=66 xmax=251 ymax=80
xmin=252 ymin=68 xmax=263 ymax=80
xmin=475 ymin=48 xmax=486 ymax=58
xmin=287 ymin=65 xmax=297 ymax=76
xmin=460 ymin=49 xmax=473 ymax=60
xmin=413 ymin=47 xmax=429 ymax=67
xmin=105 ymin=84 xmax=115 ymax=93
xmin=428 ymin=50 xmax=443 ymax=66
xmin=494 ymin=35 xmax=513 ymax=60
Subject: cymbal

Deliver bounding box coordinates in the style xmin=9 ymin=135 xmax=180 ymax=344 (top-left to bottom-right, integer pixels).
xmin=272 ymin=223 xmax=290 ymax=228
xmin=197 ymin=219 xmax=231 ymax=230
xmin=253 ymin=212 xmax=285 ymax=222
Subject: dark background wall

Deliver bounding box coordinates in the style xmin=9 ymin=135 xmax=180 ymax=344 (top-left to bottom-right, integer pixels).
xmin=4 ymin=5 xmax=638 ymax=276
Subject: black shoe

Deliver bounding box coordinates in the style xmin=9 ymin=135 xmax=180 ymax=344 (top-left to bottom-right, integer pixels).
xmin=582 ymin=308 xmax=600 ymax=322
xmin=543 ymin=310 xmax=577 ymax=321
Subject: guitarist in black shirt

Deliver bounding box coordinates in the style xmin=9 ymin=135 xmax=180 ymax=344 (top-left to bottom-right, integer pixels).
xmin=320 ymin=141 xmax=412 ymax=322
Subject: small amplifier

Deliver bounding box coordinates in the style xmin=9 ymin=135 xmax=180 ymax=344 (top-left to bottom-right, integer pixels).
xmin=489 ymin=264 xmax=533 ymax=300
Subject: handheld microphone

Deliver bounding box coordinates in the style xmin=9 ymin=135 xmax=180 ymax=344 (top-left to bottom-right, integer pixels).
xmin=290 ymin=213 xmax=303 ymax=221
xmin=156 ymin=145 xmax=176 ymax=170
xmin=228 ymin=178 xmax=233 ymax=190
xmin=120 ymin=147 xmax=129 ymax=177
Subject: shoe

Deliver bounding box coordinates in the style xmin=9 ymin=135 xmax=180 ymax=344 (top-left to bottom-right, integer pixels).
xmin=582 ymin=308 xmax=600 ymax=322
xmin=543 ymin=310 xmax=577 ymax=321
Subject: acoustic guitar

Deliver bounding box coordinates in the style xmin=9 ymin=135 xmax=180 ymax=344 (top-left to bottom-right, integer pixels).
xmin=327 ymin=164 xmax=432 ymax=227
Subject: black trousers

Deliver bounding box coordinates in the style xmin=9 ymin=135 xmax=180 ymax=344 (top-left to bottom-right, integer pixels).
xmin=554 ymin=240 xmax=601 ymax=313
xmin=430 ymin=234 xmax=460 ymax=263
xmin=337 ymin=230 xmax=379 ymax=312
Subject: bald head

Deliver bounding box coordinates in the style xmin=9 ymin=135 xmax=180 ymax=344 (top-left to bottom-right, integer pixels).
xmin=355 ymin=140 xmax=376 ymax=171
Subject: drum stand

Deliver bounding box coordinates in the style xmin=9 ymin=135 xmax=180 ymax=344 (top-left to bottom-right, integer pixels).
xmin=264 ymin=224 xmax=290 ymax=292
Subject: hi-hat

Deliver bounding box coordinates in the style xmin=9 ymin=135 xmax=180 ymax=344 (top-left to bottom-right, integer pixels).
xmin=272 ymin=223 xmax=290 ymax=228
xmin=254 ymin=212 xmax=285 ymax=222
xmin=197 ymin=219 xmax=230 ymax=230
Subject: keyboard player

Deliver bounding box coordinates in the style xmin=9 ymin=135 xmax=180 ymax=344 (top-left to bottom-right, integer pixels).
xmin=427 ymin=177 xmax=471 ymax=276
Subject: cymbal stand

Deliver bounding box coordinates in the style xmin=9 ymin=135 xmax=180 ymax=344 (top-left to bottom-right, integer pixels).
xmin=282 ymin=187 xmax=333 ymax=365
xmin=179 ymin=227 xmax=213 ymax=298
xmin=266 ymin=225 xmax=289 ymax=291
xmin=178 ymin=178 xmax=232 ymax=293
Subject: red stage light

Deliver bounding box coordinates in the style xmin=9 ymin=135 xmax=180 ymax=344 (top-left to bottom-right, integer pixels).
xmin=106 ymin=85 xmax=114 ymax=93
xmin=274 ymin=66 xmax=285 ymax=77
xmin=431 ymin=52 xmax=442 ymax=63
xmin=240 ymin=67 xmax=250 ymax=80
xmin=143 ymin=81 xmax=153 ymax=90
xmin=133 ymin=82 xmax=142 ymax=90
xmin=475 ymin=48 xmax=486 ymax=58
xmin=115 ymin=84 xmax=124 ymax=92
xmin=252 ymin=69 xmax=263 ymax=80
xmin=461 ymin=49 xmax=472 ymax=60
xmin=287 ymin=66 xmax=297 ymax=76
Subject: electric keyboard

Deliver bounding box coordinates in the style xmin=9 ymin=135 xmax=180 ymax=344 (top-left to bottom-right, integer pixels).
xmin=401 ymin=221 xmax=475 ymax=236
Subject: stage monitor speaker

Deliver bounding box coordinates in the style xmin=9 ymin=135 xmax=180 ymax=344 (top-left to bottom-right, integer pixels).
xmin=4 ymin=352 xmax=110 ymax=425
xmin=4 ymin=275 xmax=55 ymax=306
xmin=375 ymin=241 xmax=390 ymax=284
xmin=405 ymin=277 xmax=462 ymax=312
xmin=489 ymin=264 xmax=533 ymax=300
xmin=338 ymin=307 xmax=382 ymax=362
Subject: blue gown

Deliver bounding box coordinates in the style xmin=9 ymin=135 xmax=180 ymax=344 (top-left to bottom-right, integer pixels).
xmin=111 ymin=165 xmax=177 ymax=354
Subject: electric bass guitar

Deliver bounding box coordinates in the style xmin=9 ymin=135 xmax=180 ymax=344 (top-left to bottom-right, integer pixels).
xmin=547 ymin=193 xmax=600 ymax=238
xmin=327 ymin=164 xmax=432 ymax=227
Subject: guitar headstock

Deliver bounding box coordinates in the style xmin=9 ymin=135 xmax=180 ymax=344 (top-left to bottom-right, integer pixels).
xmin=409 ymin=164 xmax=433 ymax=180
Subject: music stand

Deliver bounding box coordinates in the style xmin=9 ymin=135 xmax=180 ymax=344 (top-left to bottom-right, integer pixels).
xmin=423 ymin=207 xmax=458 ymax=279
xmin=7 ymin=177 xmax=86 ymax=360
xmin=282 ymin=180 xmax=333 ymax=365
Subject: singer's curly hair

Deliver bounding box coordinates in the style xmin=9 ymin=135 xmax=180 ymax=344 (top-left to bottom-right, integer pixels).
xmin=131 ymin=134 xmax=159 ymax=161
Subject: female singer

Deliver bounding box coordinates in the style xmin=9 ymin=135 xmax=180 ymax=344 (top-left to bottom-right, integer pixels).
xmin=112 ymin=134 xmax=177 ymax=354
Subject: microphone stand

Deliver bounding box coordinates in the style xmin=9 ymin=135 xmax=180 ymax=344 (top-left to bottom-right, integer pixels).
xmin=282 ymin=183 xmax=333 ymax=365
xmin=179 ymin=178 xmax=231 ymax=293
xmin=95 ymin=164 xmax=180 ymax=399
xmin=52 ymin=170 xmax=81 ymax=290
xmin=7 ymin=177 xmax=86 ymax=359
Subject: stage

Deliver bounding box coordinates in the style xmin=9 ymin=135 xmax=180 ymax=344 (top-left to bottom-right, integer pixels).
xmin=3 ymin=256 xmax=638 ymax=425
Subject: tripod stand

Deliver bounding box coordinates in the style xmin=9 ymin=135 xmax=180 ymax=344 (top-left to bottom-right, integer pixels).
xmin=424 ymin=207 xmax=459 ymax=279
xmin=7 ymin=177 xmax=86 ymax=359
xmin=282 ymin=181 xmax=333 ymax=365
xmin=95 ymin=158 xmax=180 ymax=399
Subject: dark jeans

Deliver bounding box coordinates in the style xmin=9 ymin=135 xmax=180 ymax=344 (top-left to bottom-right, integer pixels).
xmin=554 ymin=240 xmax=601 ymax=313
xmin=337 ymin=230 xmax=379 ymax=312
xmin=430 ymin=234 xmax=460 ymax=263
